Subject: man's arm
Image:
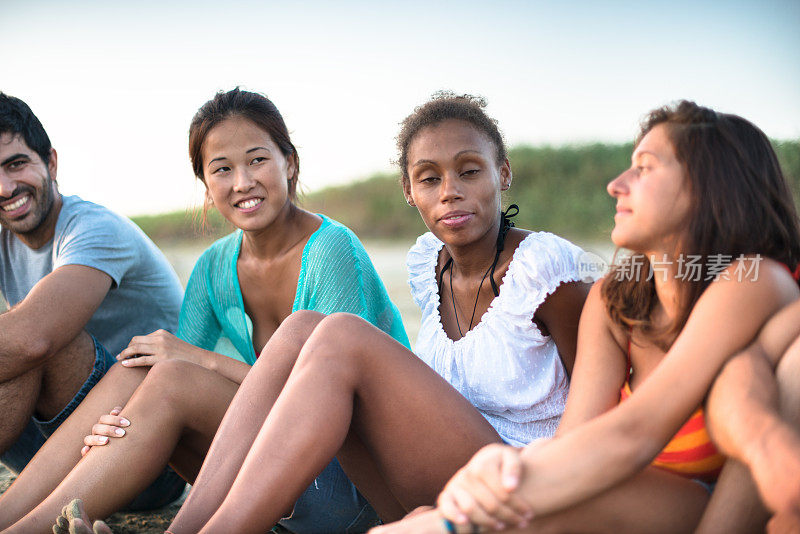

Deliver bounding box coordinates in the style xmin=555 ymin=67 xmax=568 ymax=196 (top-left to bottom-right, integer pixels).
xmin=705 ymin=299 xmax=800 ymax=513
xmin=0 ymin=264 xmax=111 ymax=382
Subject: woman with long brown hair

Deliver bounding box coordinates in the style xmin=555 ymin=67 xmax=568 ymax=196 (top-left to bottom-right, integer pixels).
xmin=376 ymin=100 xmax=800 ymax=533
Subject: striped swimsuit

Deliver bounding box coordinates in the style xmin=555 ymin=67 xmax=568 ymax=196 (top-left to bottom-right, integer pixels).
xmin=619 ymin=380 xmax=725 ymax=482
xmin=619 ymin=262 xmax=800 ymax=482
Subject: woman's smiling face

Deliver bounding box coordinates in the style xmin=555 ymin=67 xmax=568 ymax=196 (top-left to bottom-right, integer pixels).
xmin=404 ymin=119 xmax=511 ymax=247
xmin=202 ymin=115 xmax=295 ymax=232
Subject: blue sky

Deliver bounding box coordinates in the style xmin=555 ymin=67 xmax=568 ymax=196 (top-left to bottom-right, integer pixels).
xmin=2 ymin=0 xmax=798 ymax=215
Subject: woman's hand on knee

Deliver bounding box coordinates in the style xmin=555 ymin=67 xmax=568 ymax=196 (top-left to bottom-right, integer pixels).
xmin=81 ymin=406 xmax=129 ymax=456
xmin=117 ymin=330 xmax=206 ymax=368
xmin=437 ymin=443 xmax=535 ymax=530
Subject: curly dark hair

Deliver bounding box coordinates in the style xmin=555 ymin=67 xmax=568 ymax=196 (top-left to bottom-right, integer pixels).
xmin=0 ymin=92 xmax=52 ymax=165
xmin=396 ymin=91 xmax=507 ymax=183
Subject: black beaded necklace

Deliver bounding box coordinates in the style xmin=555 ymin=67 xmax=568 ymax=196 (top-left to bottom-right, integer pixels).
xmin=437 ymin=204 xmax=519 ymax=337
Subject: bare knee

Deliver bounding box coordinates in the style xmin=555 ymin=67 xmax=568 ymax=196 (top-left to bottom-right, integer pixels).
xmin=281 ymin=309 xmax=326 ymax=333
xmin=263 ymin=310 xmax=327 ymax=354
xmin=312 ymin=313 xmax=374 ymax=354
xmin=136 ymin=359 xmax=203 ymax=407
xmin=36 ymin=331 xmax=95 ymax=379
xmin=294 ymin=313 xmax=373 ymax=376
xmin=36 ymin=332 xmax=101 ymax=420
xmin=776 ymin=337 xmax=800 ymax=420
xmin=0 ymin=369 xmax=42 ymax=452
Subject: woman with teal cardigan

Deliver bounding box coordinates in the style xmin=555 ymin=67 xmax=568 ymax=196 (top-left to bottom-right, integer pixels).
xmin=0 ymin=88 xmax=406 ymax=534
xmin=179 ymin=214 xmax=407 ymax=367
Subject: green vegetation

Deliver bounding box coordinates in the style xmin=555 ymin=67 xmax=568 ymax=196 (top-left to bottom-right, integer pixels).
xmin=133 ymin=141 xmax=800 ymax=244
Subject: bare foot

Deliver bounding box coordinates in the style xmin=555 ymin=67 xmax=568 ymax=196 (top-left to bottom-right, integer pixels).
xmin=52 ymin=499 xmax=113 ymax=534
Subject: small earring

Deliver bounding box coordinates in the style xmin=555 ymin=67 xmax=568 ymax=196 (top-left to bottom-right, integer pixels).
xmin=406 ymin=198 xmax=415 ymax=207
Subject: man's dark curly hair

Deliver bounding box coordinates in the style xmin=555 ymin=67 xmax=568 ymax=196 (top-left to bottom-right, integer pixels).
xmin=0 ymin=92 xmax=52 ymax=165
xmin=396 ymin=92 xmax=507 ymax=183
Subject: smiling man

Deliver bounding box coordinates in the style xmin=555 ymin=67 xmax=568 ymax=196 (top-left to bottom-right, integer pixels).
xmin=0 ymin=93 xmax=186 ymax=510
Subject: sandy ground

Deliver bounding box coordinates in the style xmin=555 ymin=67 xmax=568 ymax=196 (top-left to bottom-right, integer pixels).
xmin=0 ymin=465 xmax=297 ymax=533
xmin=0 ymin=464 xmax=185 ymax=533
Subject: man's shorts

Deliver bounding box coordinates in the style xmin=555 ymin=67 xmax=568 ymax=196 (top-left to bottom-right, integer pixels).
xmin=0 ymin=335 xmax=187 ymax=511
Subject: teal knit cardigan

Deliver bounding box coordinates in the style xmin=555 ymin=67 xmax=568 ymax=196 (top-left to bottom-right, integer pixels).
xmin=176 ymin=215 xmax=409 ymax=364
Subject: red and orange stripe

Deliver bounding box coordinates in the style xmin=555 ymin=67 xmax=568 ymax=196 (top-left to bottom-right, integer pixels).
xmin=620 ymin=383 xmax=725 ymax=482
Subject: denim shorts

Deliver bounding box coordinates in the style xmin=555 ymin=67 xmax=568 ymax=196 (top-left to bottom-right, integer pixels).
xmin=0 ymin=335 xmax=187 ymax=511
xmin=692 ymin=478 xmax=716 ymax=494
xmin=279 ymin=458 xmax=381 ymax=533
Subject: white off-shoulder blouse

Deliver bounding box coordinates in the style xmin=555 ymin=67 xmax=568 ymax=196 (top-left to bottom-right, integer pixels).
xmin=407 ymin=231 xmax=594 ymax=446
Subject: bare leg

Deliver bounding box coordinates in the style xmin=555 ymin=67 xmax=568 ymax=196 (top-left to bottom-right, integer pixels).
xmin=699 ymin=335 xmax=800 ymax=532
xmin=171 ymin=310 xmax=405 ymax=531
xmin=168 ymin=310 xmax=328 ymax=532
xmin=0 ymin=331 xmax=94 ymax=455
xmin=695 ymin=459 xmax=768 ymax=534
xmin=198 ymin=313 xmax=501 ymax=534
xmin=4 ymin=359 xmax=238 ymax=534
xmin=374 ymin=467 xmax=709 ymax=534
xmin=0 ymin=332 xmax=106 ymax=529
xmin=0 ymin=370 xmax=42 ymax=456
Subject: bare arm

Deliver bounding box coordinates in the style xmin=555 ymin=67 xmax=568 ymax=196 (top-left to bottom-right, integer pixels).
xmin=707 ymin=299 xmax=800 ymax=460
xmin=512 ymin=260 xmax=798 ymax=515
xmin=706 ymin=299 xmax=800 ymax=513
xmin=535 ymin=280 xmax=592 ymax=378
xmin=555 ymin=281 xmax=628 ymax=435
xmin=0 ymin=264 xmax=111 ymax=381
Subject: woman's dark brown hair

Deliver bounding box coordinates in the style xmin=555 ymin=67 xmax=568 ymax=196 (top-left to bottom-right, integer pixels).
xmin=602 ymin=100 xmax=800 ymax=348
xmin=189 ymin=87 xmax=300 ymax=199
xmin=396 ymin=91 xmax=507 ymax=183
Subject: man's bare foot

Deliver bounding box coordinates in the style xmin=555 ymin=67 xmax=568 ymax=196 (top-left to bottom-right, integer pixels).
xmin=52 ymin=499 xmax=113 ymax=534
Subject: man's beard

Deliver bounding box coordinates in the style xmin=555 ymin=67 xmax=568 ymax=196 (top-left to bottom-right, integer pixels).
xmin=0 ymin=171 xmax=57 ymax=235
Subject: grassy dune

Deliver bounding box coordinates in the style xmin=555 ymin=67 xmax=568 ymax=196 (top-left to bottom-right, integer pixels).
xmin=132 ymin=141 xmax=800 ymax=244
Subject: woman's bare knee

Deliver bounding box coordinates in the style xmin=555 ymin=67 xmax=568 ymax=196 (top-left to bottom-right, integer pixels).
xmin=257 ymin=310 xmax=327 ymax=356
xmin=319 ymin=313 xmax=377 ymax=343
xmin=292 ymin=313 xmax=373 ymax=379
xmin=309 ymin=313 xmax=374 ymax=354
xmin=281 ymin=309 xmax=326 ymax=331
xmin=101 ymin=361 xmax=149 ymax=387
xmin=135 ymin=359 xmax=205 ymax=407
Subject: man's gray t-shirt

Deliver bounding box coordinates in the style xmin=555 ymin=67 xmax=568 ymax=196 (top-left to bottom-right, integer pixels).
xmin=0 ymin=195 xmax=183 ymax=355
